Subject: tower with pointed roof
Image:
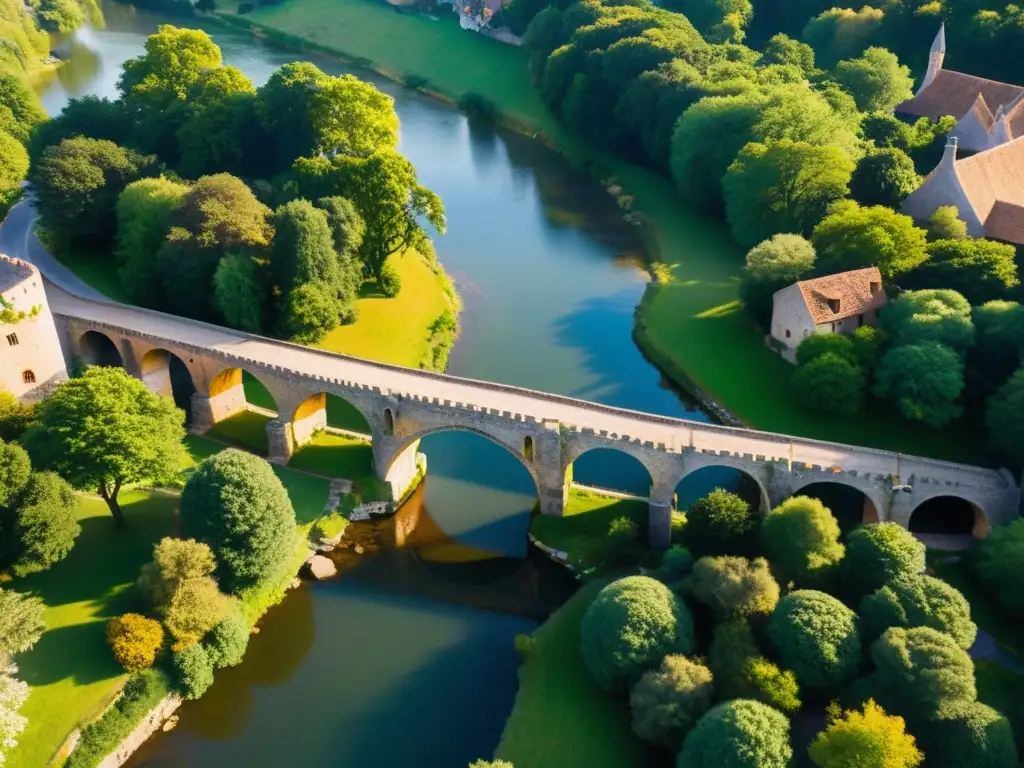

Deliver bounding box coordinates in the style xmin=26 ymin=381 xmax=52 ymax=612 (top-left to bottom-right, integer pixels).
xmin=919 ymin=23 xmax=946 ymax=94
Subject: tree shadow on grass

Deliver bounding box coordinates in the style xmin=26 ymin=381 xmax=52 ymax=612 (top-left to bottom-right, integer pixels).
xmin=16 ymin=620 xmax=124 ymax=688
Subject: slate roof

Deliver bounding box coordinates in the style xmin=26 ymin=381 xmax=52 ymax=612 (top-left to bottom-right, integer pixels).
xmin=956 ymin=136 xmax=1024 ymax=243
xmin=896 ymin=70 xmax=1024 ymax=121
xmin=795 ymin=268 xmax=886 ymax=325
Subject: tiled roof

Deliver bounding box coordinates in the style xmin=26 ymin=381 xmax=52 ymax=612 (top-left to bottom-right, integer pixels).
xmin=956 ymin=136 xmax=1024 ymax=244
xmin=969 ymin=93 xmax=995 ymax=131
xmin=0 ymin=254 xmax=34 ymax=294
xmin=796 ymin=268 xmax=887 ymax=325
xmin=896 ymin=70 xmax=1024 ymax=120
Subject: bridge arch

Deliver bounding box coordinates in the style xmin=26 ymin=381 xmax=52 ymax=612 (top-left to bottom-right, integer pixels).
xmin=209 ymin=367 xmax=279 ymax=412
xmin=564 ymin=444 xmax=657 ymax=499
xmin=788 ymin=479 xmax=883 ymax=531
xmin=291 ymin=392 xmax=373 ymax=446
xmin=908 ymin=495 xmax=989 ymax=539
xmin=78 ymin=330 xmax=122 ymax=368
xmin=673 ymin=463 xmax=770 ymax=514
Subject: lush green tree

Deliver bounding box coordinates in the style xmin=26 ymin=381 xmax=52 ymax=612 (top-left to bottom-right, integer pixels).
xmin=106 ymin=613 xmax=164 ymax=672
xmin=761 ymin=34 xmax=816 ymax=75
xmin=115 ymin=176 xmax=190 ymax=307
xmin=163 ymin=576 xmax=232 ymax=650
xmin=860 ymin=572 xmax=976 ymax=648
xmin=919 ymin=700 xmax=1019 ymax=768
xmin=707 ymin=620 xmax=761 ymax=700
xmin=155 ymin=227 xmax=221 ymax=322
xmin=842 ymin=523 xmax=923 ymax=595
xmin=750 ymin=83 xmax=860 ymax=160
xmin=880 ymin=290 xmax=974 ymax=356
xmin=791 ymin=352 xmax=865 ymax=416
xmin=0 ymin=439 xmax=30 ymax=508
xmin=811 ymin=201 xmax=928 ymax=279
xmin=971 ymin=301 xmax=1024 ymax=397
xmin=739 ymin=233 xmax=816 ymax=328
xmin=0 ymin=130 xmax=27 ymax=210
xmin=724 ymin=139 xmax=853 ymax=247
xmin=213 ymin=252 xmax=265 ymax=334
xmin=987 ymin=367 xmax=1024 ymax=467
xmin=768 ymin=590 xmax=861 ymax=689
xmin=172 ymin=642 xmax=214 ymax=700
xmin=742 ymin=657 xmax=800 ymax=714
xmin=802 ymin=6 xmax=885 ymax=68
xmin=925 ymin=206 xmax=969 ymax=241
xmin=655 ymin=545 xmax=695 ymax=585
xmin=849 ymin=148 xmax=919 ymax=208
xmin=691 ymin=556 xmax=780 ymax=620
xmin=29 ymin=137 xmax=158 ymax=244
xmin=683 ymin=488 xmax=758 ymax=558
xmin=137 ymin=537 xmax=218 ymax=610
xmin=205 ymin=609 xmax=249 ymax=669
xmin=294 ymin=151 xmax=445 ymax=281
xmin=795 ymin=332 xmax=856 ymax=365
xmin=35 ymin=0 xmax=84 ymax=34
xmin=629 ymin=654 xmax=714 ymax=748
xmin=971 ymin=518 xmax=1024 ymax=613
xmin=874 ymin=342 xmax=965 ymax=427
xmin=677 ymin=699 xmax=792 ymax=768
xmin=862 ymin=113 xmax=913 ymax=152
xmin=23 ymin=367 xmax=187 ymax=525
xmin=177 ymin=173 xmax=272 ymax=251
xmin=27 ymin=96 xmax=131 ymax=163
xmin=270 ymin=199 xmax=343 ymax=296
xmin=580 ymin=575 xmax=695 ymax=691
xmin=762 ymin=496 xmax=844 ymax=586
xmin=119 ymin=25 xmax=222 ymax=114
xmin=2 ymin=471 xmax=79 ymax=576
xmin=834 ymin=47 xmax=913 ymax=113
xmin=315 ymin=195 xmax=364 ymax=307
xmin=0 ymin=74 xmax=46 ymax=144
xmin=850 ymin=325 xmax=887 ymax=371
xmin=276 ymin=280 xmax=339 ymax=344
xmin=180 ymin=449 xmax=298 ymax=594
xmin=864 ymin=626 xmax=975 ymax=720
xmin=0 ymin=587 xmax=45 ymax=657
xmin=808 ymin=700 xmax=923 ymax=768
xmin=0 ymin=393 xmax=34 ymax=443
xmin=904 ymin=239 xmax=1019 ymax=305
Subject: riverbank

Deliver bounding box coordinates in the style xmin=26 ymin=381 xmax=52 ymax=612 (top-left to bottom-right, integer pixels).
xmin=210 ymin=0 xmax=989 ymax=464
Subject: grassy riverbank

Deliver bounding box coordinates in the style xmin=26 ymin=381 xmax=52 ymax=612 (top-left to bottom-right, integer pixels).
xmin=5 ymin=439 xmax=333 ymax=768
xmin=213 ymin=0 xmax=988 ymax=464
xmin=495 ymin=578 xmax=648 ymax=767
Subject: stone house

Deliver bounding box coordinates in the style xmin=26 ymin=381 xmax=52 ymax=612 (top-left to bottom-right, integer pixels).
xmin=0 ymin=254 xmax=68 ymax=401
xmin=901 ymin=135 xmax=1024 ymax=244
xmin=896 ymin=25 xmax=1024 ymax=153
xmin=770 ymin=267 xmax=887 ymax=363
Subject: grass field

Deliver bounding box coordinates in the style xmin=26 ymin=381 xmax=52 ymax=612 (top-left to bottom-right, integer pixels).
xmin=495 ymin=578 xmax=649 ymax=767
xmin=288 ymin=432 xmax=373 ymax=478
xmin=315 ymin=253 xmax=455 ymax=369
xmin=206 ymin=409 xmax=272 ymax=454
xmin=218 ymin=0 xmax=991 ymax=464
xmin=5 ymin=491 xmax=178 ymax=768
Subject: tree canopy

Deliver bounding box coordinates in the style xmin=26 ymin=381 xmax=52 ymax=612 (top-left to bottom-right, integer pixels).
xmin=677 ymin=699 xmax=793 ymax=768
xmin=808 ymin=700 xmax=923 ymax=768
xmin=683 ymin=488 xmax=758 ymax=558
xmin=833 ymin=47 xmax=913 ymax=113
xmin=904 ymin=239 xmax=1019 ymax=305
xmin=841 ymin=522 xmax=925 ymax=597
xmin=811 ymin=200 xmax=928 ymax=279
xmin=739 ymin=233 xmax=815 ymax=328
xmin=874 ymin=341 xmax=965 ymax=427
xmin=762 ymin=496 xmax=844 ymax=586
xmin=768 ymin=590 xmax=861 ymax=689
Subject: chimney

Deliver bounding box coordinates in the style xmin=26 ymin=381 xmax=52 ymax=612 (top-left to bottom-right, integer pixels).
xmin=941 ymin=135 xmax=959 ymax=166
xmin=918 ymin=24 xmax=946 ymax=94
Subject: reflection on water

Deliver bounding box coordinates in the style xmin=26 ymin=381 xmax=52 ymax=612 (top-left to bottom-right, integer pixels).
xmin=43 ymin=5 xmax=732 ymax=765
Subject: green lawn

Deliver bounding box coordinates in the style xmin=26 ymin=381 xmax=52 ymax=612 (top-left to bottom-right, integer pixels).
xmin=6 ymin=491 xmax=178 ymax=768
xmin=288 ymin=432 xmax=372 ymax=478
xmin=206 ymin=409 xmax=272 ymax=454
xmin=495 ymin=579 xmax=649 ymax=767
xmin=314 ymin=253 xmax=455 ymax=370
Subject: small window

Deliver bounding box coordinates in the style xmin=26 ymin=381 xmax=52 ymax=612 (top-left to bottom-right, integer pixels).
xmin=383 ymin=407 xmax=394 ymax=435
xmin=785 ymin=329 xmax=791 ymax=338
xmin=869 ymin=281 xmax=881 ymax=295
xmin=22 ymin=370 xmax=35 ymax=384
xmin=5 ymin=333 xmax=17 ymax=346
xmin=858 ymin=314 xmax=865 ymax=327
xmin=523 ymin=435 xmax=535 ymax=462
xmin=827 ymin=298 xmax=841 ymax=313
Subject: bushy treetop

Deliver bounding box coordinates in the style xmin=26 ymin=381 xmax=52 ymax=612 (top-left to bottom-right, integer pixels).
xmin=762 ymin=496 xmax=844 ymax=585
xmin=768 ymin=590 xmax=861 ymax=689
xmin=683 ymin=488 xmax=758 ymax=558
xmin=677 ymin=699 xmax=793 ymax=768
xmin=841 ymin=522 xmax=925 ymax=597
xmin=859 ymin=572 xmax=976 ymax=649
xmin=690 ymin=556 xmax=780 ymax=620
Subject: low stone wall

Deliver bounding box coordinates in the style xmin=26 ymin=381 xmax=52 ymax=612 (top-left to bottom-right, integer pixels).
xmin=95 ymin=694 xmax=182 ymax=768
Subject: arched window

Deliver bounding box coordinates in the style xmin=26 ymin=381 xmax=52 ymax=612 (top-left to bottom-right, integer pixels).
xmin=22 ymin=370 xmax=35 ymax=384
xmin=523 ymin=435 xmax=535 ymax=462
xmin=383 ymin=407 xmax=395 ymax=435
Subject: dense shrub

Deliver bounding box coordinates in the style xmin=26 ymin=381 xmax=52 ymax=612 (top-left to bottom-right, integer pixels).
xmin=655 ymin=546 xmax=694 ymax=585
xmin=707 ymin=620 xmax=760 ymax=701
xmin=742 ymin=657 xmax=800 ymax=714
xmin=683 ymin=489 xmax=758 ymax=558
xmin=690 ymin=556 xmax=780 ymax=620
xmin=863 ymin=627 xmax=976 ymax=720
xmin=677 ymin=699 xmax=792 ymax=768
xmin=768 ymin=590 xmax=860 ymax=690
xmin=918 ymin=701 xmax=1018 ymax=768
xmin=795 ymin=334 xmax=856 ymax=366
xmin=378 ymin=260 xmax=401 ymax=297
xmin=971 ymin=519 xmax=1024 ymax=614
xmin=629 ymin=654 xmax=713 ymax=748
xmin=205 ymin=610 xmax=249 ymax=669
xmin=180 ymin=449 xmax=298 ymax=594
xmin=0 ymin=438 xmax=30 ymax=508
xmin=2 ymin=470 xmax=80 ymax=576
xmin=791 ymin=352 xmax=865 ymax=416
xmin=761 ymin=496 xmax=844 ymax=586
xmin=841 ymin=523 xmax=925 ymax=597
xmin=172 ymin=642 xmax=215 ymax=700
xmin=106 ymin=613 xmax=164 ymax=673
xmin=580 ymin=576 xmax=695 ymax=691
xmin=0 ymin=587 xmax=45 ymax=657
xmin=66 ymin=669 xmax=171 ymax=768
xmin=808 ymin=700 xmax=923 ymax=768
xmin=859 ymin=573 xmax=976 ymax=649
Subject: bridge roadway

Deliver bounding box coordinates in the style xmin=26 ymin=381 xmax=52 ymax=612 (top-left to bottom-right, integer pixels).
xmin=3 ymin=200 xmax=1019 ymax=547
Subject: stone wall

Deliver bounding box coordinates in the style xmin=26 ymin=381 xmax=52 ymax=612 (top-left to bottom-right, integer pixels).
xmin=94 ymin=694 xmax=182 ymax=768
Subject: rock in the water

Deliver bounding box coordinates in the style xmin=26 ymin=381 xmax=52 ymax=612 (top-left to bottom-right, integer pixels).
xmin=350 ymin=501 xmax=392 ymax=521
xmin=162 ymin=716 xmax=179 ymax=733
xmin=353 ymin=544 xmax=364 ymax=555
xmin=304 ymin=555 xmax=337 ymax=580
xmin=290 ymin=578 xmax=302 ymax=590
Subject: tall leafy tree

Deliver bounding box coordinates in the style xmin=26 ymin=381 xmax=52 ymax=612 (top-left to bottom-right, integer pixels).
xmin=26 ymin=96 xmax=130 ymax=163
xmin=739 ymin=233 xmax=816 ymax=327
xmin=811 ymin=200 xmax=928 ymax=279
xmin=879 ymin=290 xmax=975 ymax=357
xmin=834 ymin=47 xmax=914 ymax=112
xmin=969 ymin=300 xmax=1024 ymax=397
xmin=903 ymin=239 xmax=1019 ymax=305
xmin=23 ymin=368 xmax=187 ymax=525
xmin=174 ymin=66 xmax=259 ymax=179
xmin=0 ymin=130 xmax=26 ymax=212
xmin=213 ymin=252 xmax=266 ymax=334
xmin=29 ymin=137 xmax=158 ymax=244
xmin=986 ymin=367 xmax=1024 ymax=465
xmin=0 ymin=587 xmax=45 ymax=658
xmin=0 ymin=471 xmax=80 ymax=577
xmin=874 ymin=342 xmax=965 ymax=427
xmin=0 ymin=74 xmax=46 ymax=144
xmin=270 ymin=199 xmax=342 ymax=296
xmin=849 ymin=148 xmax=919 ymax=208
xmin=724 ymin=139 xmax=853 ymax=247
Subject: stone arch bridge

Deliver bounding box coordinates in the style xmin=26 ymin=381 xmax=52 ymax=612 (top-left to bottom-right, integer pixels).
xmin=49 ymin=287 xmax=1020 ymax=548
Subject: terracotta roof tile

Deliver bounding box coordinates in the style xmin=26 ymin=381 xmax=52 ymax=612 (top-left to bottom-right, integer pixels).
xmin=796 ymin=268 xmax=887 ymax=325
xmin=896 ymin=70 xmax=1024 ymax=120
xmin=981 ymin=200 xmax=1024 ymax=244
xmin=956 ymin=136 xmax=1024 ymax=228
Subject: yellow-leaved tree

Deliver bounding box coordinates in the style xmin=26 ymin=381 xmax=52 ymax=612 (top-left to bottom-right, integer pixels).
xmin=808 ymin=699 xmax=923 ymax=768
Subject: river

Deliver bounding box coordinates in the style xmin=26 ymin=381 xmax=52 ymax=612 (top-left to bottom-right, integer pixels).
xmin=33 ymin=5 xmax=723 ymax=765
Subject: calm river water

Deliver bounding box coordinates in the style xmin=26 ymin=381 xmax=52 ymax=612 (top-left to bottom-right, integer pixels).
xmin=34 ymin=6 xmax=722 ymax=764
